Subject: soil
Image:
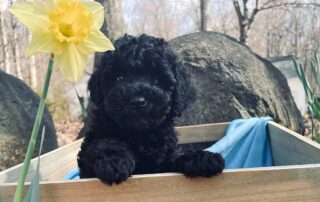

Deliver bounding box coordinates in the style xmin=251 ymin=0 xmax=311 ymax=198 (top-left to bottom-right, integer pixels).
xmin=55 ymin=120 xmax=83 ymax=147
xmin=303 ymin=114 xmax=319 ymax=141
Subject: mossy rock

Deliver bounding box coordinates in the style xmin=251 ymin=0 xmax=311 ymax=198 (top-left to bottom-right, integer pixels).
xmin=170 ymin=32 xmax=303 ymax=133
xmin=0 ymin=70 xmax=58 ymax=171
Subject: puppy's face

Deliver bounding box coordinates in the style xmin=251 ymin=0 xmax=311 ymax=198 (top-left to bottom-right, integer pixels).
xmin=103 ymin=64 xmax=175 ymax=131
xmin=89 ymin=34 xmax=195 ymax=131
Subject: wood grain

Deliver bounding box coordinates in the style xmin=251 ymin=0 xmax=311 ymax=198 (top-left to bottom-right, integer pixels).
xmin=1 ymin=164 xmax=320 ymax=202
xmin=0 ymin=138 xmax=82 ymax=183
xmin=176 ymin=122 xmax=228 ymax=144
xmin=0 ymin=123 xmax=228 ymax=184
xmin=1 ymin=122 xmax=320 ymax=201
xmin=268 ymin=121 xmax=320 ymax=166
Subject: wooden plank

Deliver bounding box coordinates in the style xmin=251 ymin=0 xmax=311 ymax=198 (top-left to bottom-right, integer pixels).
xmin=1 ymin=164 xmax=320 ymax=202
xmin=176 ymin=122 xmax=228 ymax=144
xmin=0 ymin=123 xmax=228 ymax=183
xmin=268 ymin=121 xmax=320 ymax=166
xmin=0 ymin=138 xmax=82 ymax=183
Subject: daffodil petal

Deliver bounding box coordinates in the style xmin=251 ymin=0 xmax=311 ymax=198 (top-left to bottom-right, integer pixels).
xmin=10 ymin=2 xmax=49 ymax=32
xmin=82 ymin=29 xmax=115 ymax=53
xmin=54 ymin=44 xmax=88 ymax=82
xmin=44 ymin=0 xmax=60 ymax=12
xmin=26 ymin=32 xmax=62 ymax=56
xmin=12 ymin=0 xmax=112 ymax=82
xmin=80 ymin=0 xmax=104 ymax=29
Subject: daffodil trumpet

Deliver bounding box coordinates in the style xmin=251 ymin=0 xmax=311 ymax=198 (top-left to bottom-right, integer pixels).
xmin=10 ymin=0 xmax=114 ymax=201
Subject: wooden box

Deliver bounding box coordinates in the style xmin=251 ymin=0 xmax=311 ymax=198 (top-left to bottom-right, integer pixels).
xmin=1 ymin=121 xmax=320 ymax=201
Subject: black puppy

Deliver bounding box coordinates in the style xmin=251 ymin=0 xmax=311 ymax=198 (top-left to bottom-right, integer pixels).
xmin=77 ymin=34 xmax=224 ymax=184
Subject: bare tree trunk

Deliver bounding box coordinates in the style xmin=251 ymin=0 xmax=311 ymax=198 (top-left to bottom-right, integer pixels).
xmin=200 ymin=0 xmax=210 ymax=32
xmin=266 ymin=32 xmax=271 ymax=57
xmin=94 ymin=0 xmax=124 ymax=68
xmin=233 ymin=0 xmax=258 ymax=44
xmin=293 ymin=10 xmax=299 ymax=57
xmin=27 ymin=31 xmax=37 ymax=90
xmin=14 ymin=31 xmax=22 ymax=80
xmin=1 ymin=12 xmax=11 ymax=74
xmin=29 ymin=56 xmax=37 ymax=90
xmin=0 ymin=12 xmax=4 ymax=71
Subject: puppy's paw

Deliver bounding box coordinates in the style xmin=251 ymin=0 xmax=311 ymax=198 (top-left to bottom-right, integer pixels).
xmin=175 ymin=151 xmax=224 ymax=177
xmin=93 ymin=157 xmax=135 ymax=184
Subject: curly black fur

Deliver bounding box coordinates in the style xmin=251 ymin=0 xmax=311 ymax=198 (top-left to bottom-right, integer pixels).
xmin=77 ymin=34 xmax=225 ymax=184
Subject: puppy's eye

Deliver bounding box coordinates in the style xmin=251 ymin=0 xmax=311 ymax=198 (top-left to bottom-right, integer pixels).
xmin=116 ymin=76 xmax=124 ymax=82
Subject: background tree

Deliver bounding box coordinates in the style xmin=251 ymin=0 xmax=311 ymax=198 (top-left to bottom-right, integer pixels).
xmin=94 ymin=0 xmax=124 ymax=68
xmin=200 ymin=0 xmax=211 ymax=31
xmin=0 ymin=0 xmax=319 ymax=125
xmin=1 ymin=11 xmax=11 ymax=74
xmin=125 ymin=0 xmax=198 ymax=39
xmin=233 ymin=0 xmax=320 ymax=44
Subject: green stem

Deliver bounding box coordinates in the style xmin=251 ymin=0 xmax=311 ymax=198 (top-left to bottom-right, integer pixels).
xmin=13 ymin=54 xmax=54 ymax=202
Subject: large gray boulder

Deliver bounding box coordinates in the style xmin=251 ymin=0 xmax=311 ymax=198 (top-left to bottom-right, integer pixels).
xmin=170 ymin=32 xmax=304 ymax=133
xmin=0 ymin=70 xmax=58 ymax=171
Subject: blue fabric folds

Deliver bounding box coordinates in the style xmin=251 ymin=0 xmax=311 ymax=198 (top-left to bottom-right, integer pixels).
xmin=64 ymin=117 xmax=273 ymax=179
xmin=205 ymin=117 xmax=273 ymax=169
xmin=64 ymin=167 xmax=80 ymax=180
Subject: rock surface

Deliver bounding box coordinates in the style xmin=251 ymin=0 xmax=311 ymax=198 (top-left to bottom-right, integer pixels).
xmin=0 ymin=70 xmax=58 ymax=171
xmin=170 ymin=32 xmax=304 ymax=133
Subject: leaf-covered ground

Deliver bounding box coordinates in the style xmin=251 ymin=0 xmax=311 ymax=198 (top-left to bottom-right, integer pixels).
xmin=303 ymin=114 xmax=318 ymax=141
xmin=55 ymin=120 xmax=83 ymax=146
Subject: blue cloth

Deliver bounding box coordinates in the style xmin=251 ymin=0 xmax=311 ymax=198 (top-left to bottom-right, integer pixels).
xmin=64 ymin=117 xmax=273 ymax=179
xmin=205 ymin=117 xmax=273 ymax=169
xmin=64 ymin=167 xmax=80 ymax=180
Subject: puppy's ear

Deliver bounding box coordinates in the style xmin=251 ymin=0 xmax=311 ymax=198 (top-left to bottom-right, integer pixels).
xmin=88 ymin=52 xmax=114 ymax=108
xmin=172 ymin=62 xmax=197 ymax=117
xmin=88 ymin=65 xmax=104 ymax=108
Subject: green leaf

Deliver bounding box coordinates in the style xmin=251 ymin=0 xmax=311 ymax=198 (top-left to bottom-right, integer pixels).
xmin=75 ymin=88 xmax=88 ymax=121
xmin=315 ymin=53 xmax=320 ymax=69
xmin=294 ymin=59 xmax=312 ymax=101
xmin=13 ymin=55 xmax=54 ymax=202
xmin=23 ymin=126 xmax=46 ymax=202
xmin=294 ymin=55 xmax=320 ymax=142
xmin=310 ymin=60 xmax=320 ymax=85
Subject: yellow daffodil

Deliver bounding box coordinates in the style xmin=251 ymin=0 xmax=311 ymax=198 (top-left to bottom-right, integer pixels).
xmin=10 ymin=0 xmax=115 ymax=82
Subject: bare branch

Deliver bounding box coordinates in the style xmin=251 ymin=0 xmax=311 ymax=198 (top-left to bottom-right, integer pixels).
xmin=260 ymin=2 xmax=320 ymax=11
xmin=247 ymin=8 xmax=259 ymax=30
xmin=233 ymin=0 xmax=243 ymax=22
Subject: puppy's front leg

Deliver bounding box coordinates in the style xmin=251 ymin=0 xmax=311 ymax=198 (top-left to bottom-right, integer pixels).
xmin=174 ymin=150 xmax=225 ymax=177
xmin=79 ymin=138 xmax=135 ymax=184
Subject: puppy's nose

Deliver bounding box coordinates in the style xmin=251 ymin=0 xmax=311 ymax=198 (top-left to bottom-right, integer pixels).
xmin=129 ymin=97 xmax=147 ymax=107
